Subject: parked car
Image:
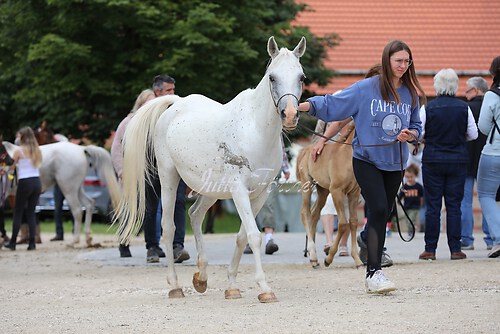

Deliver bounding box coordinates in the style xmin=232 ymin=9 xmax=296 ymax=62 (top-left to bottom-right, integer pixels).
xmin=36 ymin=169 xmax=112 ymax=221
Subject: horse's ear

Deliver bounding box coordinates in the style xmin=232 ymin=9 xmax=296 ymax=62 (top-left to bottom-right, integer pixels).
xmin=267 ymin=36 xmax=280 ymax=59
xmin=293 ymin=36 xmax=306 ymax=58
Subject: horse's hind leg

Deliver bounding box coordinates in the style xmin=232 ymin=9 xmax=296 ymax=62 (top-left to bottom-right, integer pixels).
xmin=159 ymin=171 xmax=184 ymax=298
xmin=78 ymin=187 xmax=96 ymax=247
xmin=188 ymin=195 xmax=216 ymax=294
xmin=63 ymin=190 xmax=84 ymax=247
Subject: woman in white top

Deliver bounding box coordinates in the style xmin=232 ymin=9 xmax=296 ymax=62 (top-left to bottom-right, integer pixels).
xmin=4 ymin=127 xmax=42 ymax=251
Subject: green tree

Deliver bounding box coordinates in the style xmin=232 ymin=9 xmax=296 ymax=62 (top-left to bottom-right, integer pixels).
xmin=0 ymin=0 xmax=338 ymax=144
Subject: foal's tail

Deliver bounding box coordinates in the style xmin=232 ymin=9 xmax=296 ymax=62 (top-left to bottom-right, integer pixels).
xmin=84 ymin=145 xmax=121 ymax=211
xmin=113 ymin=95 xmax=181 ymax=244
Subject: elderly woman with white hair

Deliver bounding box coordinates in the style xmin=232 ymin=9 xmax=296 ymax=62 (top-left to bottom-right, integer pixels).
xmin=418 ymin=68 xmax=478 ymax=261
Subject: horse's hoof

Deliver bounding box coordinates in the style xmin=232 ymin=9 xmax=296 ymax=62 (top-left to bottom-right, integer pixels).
xmin=192 ymin=272 xmax=207 ymax=293
xmin=310 ymin=260 xmax=320 ymax=269
xmin=168 ymin=288 xmax=185 ymax=298
xmin=258 ymin=292 xmax=278 ymax=303
xmin=224 ymin=289 xmax=242 ymax=299
xmin=324 ymin=259 xmax=332 ymax=268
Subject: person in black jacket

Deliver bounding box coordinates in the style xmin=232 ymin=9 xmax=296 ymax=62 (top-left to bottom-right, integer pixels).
xmin=418 ymin=68 xmax=478 ymax=261
xmin=460 ymin=77 xmax=493 ymax=250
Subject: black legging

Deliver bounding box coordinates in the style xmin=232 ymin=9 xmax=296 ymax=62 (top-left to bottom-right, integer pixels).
xmin=11 ymin=177 xmax=41 ymax=244
xmin=352 ymin=158 xmax=401 ymax=275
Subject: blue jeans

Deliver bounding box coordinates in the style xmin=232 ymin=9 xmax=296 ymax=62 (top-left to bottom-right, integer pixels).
xmin=477 ymin=154 xmax=500 ymax=246
xmin=155 ymin=179 xmax=187 ymax=248
xmin=460 ymin=176 xmax=492 ymax=247
xmin=53 ymin=183 xmax=65 ymax=237
xmin=422 ymin=162 xmax=467 ymax=253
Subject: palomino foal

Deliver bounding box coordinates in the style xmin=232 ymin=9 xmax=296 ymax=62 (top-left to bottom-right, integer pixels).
xmin=296 ymin=121 xmax=363 ymax=268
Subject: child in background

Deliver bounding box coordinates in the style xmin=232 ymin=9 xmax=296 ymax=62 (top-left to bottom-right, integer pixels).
xmin=395 ymin=163 xmax=424 ymax=235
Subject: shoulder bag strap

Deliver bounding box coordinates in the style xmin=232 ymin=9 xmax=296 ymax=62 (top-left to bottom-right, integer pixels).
xmin=487 ymin=88 xmax=500 ymax=144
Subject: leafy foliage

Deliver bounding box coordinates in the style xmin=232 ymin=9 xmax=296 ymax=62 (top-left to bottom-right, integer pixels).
xmin=0 ymin=0 xmax=339 ymax=144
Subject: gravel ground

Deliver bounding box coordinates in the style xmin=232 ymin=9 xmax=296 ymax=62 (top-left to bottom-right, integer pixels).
xmin=1 ymin=232 xmax=499 ymax=334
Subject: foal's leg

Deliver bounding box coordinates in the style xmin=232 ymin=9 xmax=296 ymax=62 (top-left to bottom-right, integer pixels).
xmin=188 ymin=195 xmax=216 ymax=294
xmin=325 ymin=189 xmax=347 ymax=267
xmin=299 ymin=178 xmax=315 ymax=266
xmin=347 ymin=190 xmax=363 ymax=267
xmin=231 ymin=187 xmax=276 ymax=303
xmin=301 ymin=186 xmax=328 ymax=268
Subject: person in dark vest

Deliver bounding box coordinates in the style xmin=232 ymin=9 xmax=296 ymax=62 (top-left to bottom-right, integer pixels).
xmin=460 ymin=77 xmax=493 ymax=250
xmin=419 ymin=68 xmax=478 ymax=261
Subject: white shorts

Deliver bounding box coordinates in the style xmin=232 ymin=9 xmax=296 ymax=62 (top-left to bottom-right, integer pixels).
xmin=320 ymin=194 xmax=337 ymax=216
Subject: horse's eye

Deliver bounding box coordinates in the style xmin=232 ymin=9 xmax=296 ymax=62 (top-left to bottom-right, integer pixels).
xmin=300 ymin=74 xmax=306 ymax=82
xmin=269 ymin=75 xmax=275 ymax=82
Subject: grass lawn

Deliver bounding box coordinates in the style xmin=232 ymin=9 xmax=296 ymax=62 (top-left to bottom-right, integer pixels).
xmin=3 ymin=202 xmax=242 ymax=236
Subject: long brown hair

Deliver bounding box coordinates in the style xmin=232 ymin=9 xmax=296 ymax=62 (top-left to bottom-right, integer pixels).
xmin=489 ymin=55 xmax=500 ymax=89
xmin=379 ymin=40 xmax=426 ymax=107
xmin=18 ymin=127 xmax=42 ymax=167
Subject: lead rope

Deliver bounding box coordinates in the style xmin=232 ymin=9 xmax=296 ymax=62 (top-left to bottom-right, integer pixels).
xmin=297 ymin=122 xmax=420 ymax=242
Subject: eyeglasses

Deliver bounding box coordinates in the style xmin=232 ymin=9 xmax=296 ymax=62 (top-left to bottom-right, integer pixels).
xmin=392 ymin=58 xmax=413 ymax=67
xmin=465 ymin=87 xmax=476 ymax=94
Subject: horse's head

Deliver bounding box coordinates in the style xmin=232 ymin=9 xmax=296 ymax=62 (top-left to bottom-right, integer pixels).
xmin=35 ymin=128 xmax=57 ymax=145
xmin=267 ymin=36 xmax=306 ymax=131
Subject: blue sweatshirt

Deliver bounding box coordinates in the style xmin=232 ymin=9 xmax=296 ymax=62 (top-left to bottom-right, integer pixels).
xmin=307 ymin=76 xmax=422 ymax=171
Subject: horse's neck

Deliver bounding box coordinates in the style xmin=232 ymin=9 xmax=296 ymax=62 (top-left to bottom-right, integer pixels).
xmin=233 ymin=78 xmax=281 ymax=141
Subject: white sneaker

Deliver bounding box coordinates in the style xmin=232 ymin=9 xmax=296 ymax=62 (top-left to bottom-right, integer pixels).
xmin=365 ymin=270 xmax=397 ymax=294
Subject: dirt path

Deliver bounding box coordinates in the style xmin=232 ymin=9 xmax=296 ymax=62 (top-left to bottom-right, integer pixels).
xmin=1 ymin=233 xmax=499 ymax=334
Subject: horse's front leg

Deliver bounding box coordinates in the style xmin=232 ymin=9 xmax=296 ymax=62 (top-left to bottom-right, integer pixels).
xmin=225 ymin=190 xmax=270 ymax=300
xmin=225 ymin=224 xmax=248 ymax=299
xmin=188 ymin=195 xmax=216 ymax=294
xmin=231 ymin=187 xmax=277 ymax=303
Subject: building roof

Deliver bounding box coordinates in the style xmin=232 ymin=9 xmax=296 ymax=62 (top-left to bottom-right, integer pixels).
xmin=295 ymin=0 xmax=500 ymax=96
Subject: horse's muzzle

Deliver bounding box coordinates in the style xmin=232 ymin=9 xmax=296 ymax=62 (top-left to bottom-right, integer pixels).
xmin=281 ymin=109 xmax=299 ymax=131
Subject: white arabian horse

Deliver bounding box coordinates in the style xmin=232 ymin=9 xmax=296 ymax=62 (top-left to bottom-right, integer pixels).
xmin=3 ymin=141 xmax=120 ymax=246
xmin=115 ymin=36 xmax=306 ymax=303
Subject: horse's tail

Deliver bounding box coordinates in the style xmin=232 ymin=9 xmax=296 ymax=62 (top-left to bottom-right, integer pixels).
xmin=83 ymin=145 xmax=121 ymax=210
xmin=113 ymin=95 xmax=181 ymax=244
